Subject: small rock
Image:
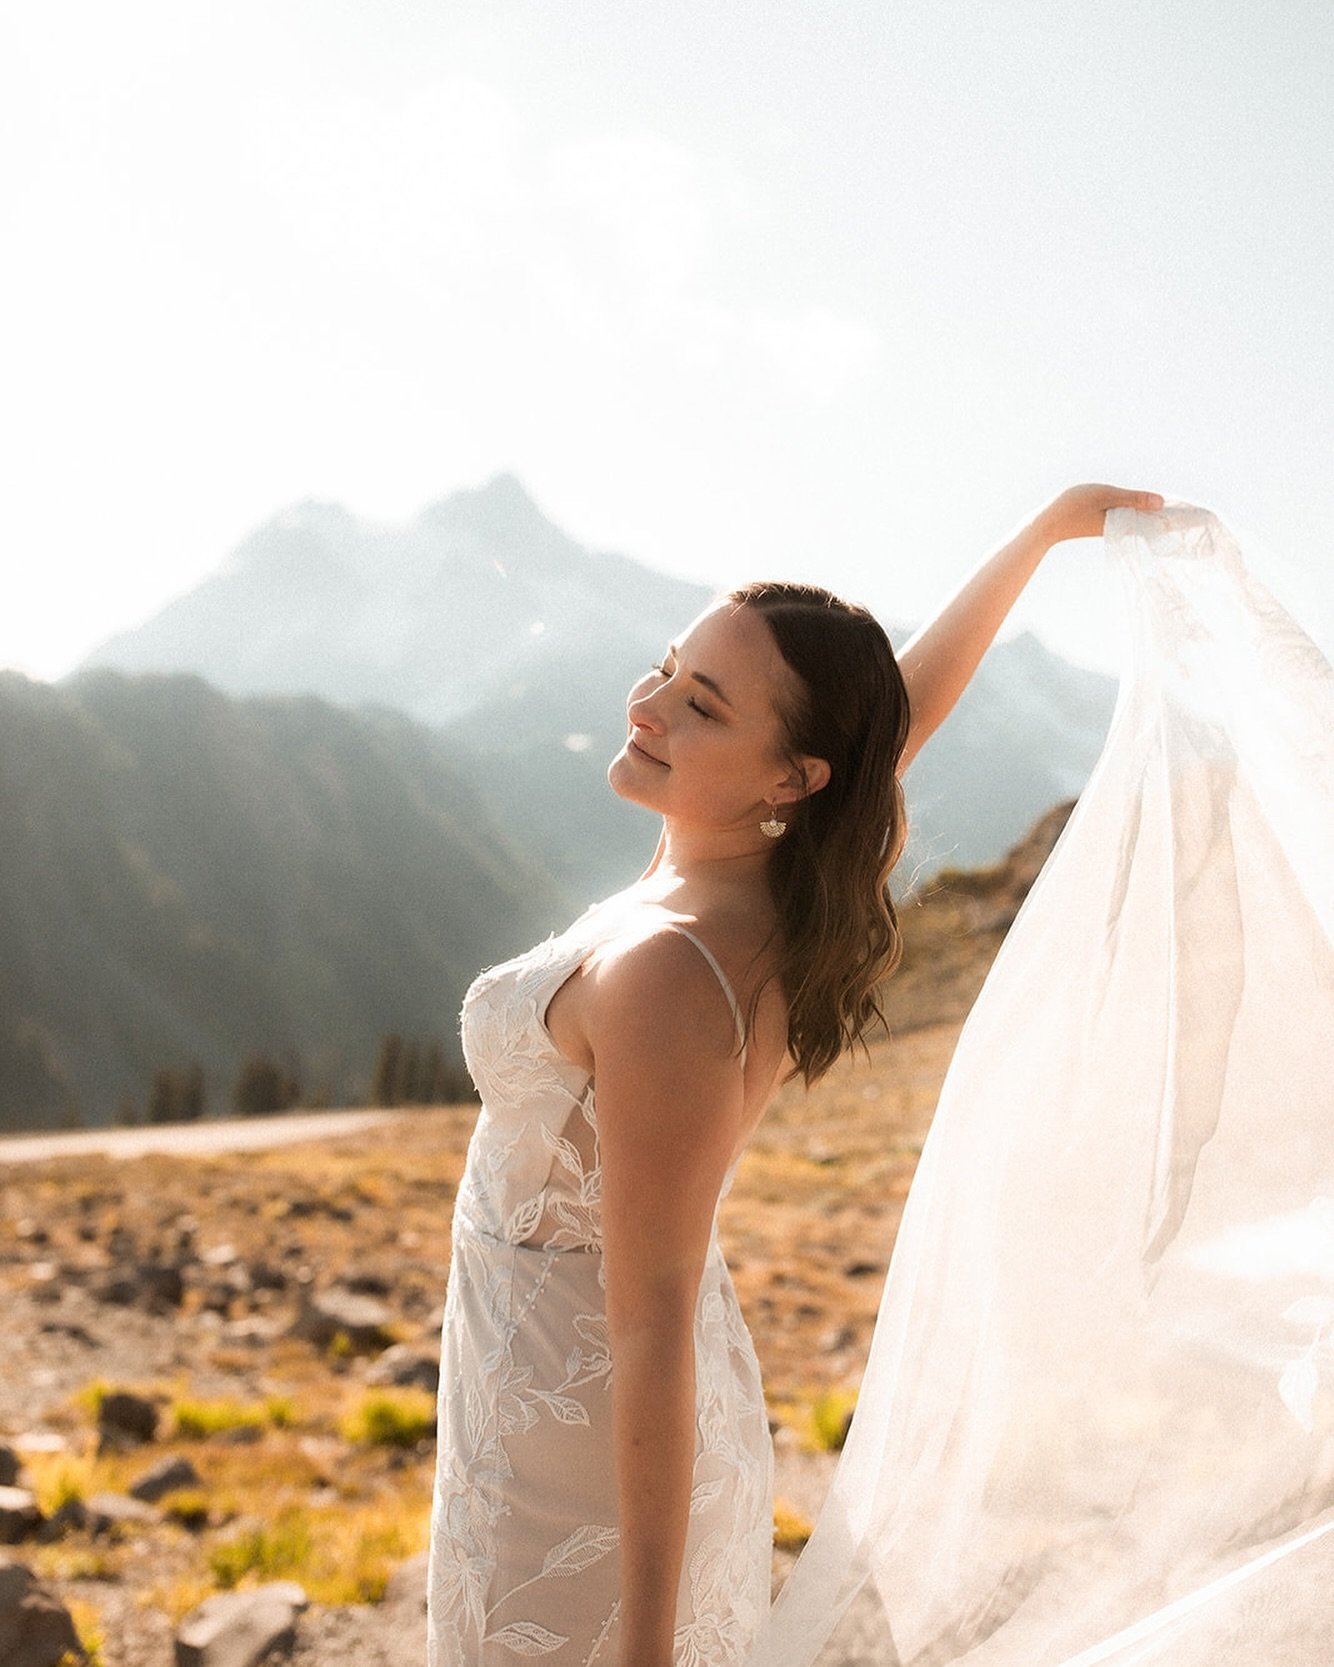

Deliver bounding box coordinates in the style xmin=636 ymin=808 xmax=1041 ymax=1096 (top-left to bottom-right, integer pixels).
xmin=343 ymin=1270 xmax=391 ymax=1296
xmin=38 ymin=1319 xmax=99 ymax=1348
xmin=0 ymin=1560 xmax=86 ymax=1666
xmin=35 ymin=1496 xmax=87 ymax=1541
xmin=247 ymin=1263 xmax=287 ymax=1292
xmin=201 ymin=1243 xmax=239 ymax=1267
xmin=140 ymin=1262 xmax=186 ymax=1309
xmin=0 ymin=1445 xmax=21 ymax=1487
xmin=819 ymin=1324 xmax=856 ymax=1353
xmin=216 ymin=1425 xmax=263 ymax=1446
xmin=129 ymin=1455 xmax=203 ymax=1503
xmin=14 ymin=1218 xmax=49 ymax=1245
xmin=90 ymin=1270 xmax=141 ymax=1307
xmin=289 ymin=1287 xmax=393 ymax=1351
xmin=220 ymin=1316 xmax=283 ymax=1347
xmin=85 ymin=1491 xmax=157 ymax=1536
xmin=98 ymin=1390 xmax=159 ymax=1447
xmin=365 ymin=1343 xmax=440 ymax=1394
xmin=0 ymin=1486 xmax=44 ymax=1543
xmin=175 ymin=1580 xmax=308 ymax=1667
xmin=844 ymin=1259 xmax=883 ymax=1279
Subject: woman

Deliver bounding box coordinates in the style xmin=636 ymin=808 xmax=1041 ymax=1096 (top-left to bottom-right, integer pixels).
xmin=427 ymin=483 xmax=1164 ymax=1667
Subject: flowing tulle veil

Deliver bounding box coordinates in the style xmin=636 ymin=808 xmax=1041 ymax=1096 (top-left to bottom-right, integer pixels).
xmin=746 ymin=503 xmax=1334 ymax=1666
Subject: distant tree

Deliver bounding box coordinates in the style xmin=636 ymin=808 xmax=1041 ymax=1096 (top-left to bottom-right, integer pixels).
xmin=400 ymin=1039 xmax=421 ymax=1106
xmin=233 ymin=1054 xmax=300 ymax=1118
xmin=421 ymin=1040 xmax=445 ymax=1104
xmin=367 ymin=1032 xmax=475 ymax=1108
xmin=181 ymin=1063 xmax=205 ymax=1121
xmin=371 ymin=1033 xmax=403 ymax=1106
xmin=147 ymin=1063 xmax=206 ymax=1124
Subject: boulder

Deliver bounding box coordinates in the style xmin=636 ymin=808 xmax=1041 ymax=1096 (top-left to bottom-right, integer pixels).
xmin=289 ymin=1287 xmax=393 ymax=1351
xmin=175 ymin=1580 xmax=308 ymax=1667
xmin=89 ymin=1270 xmax=141 ymax=1307
xmin=35 ymin=1498 xmax=87 ymax=1542
xmin=92 ymin=1262 xmax=185 ymax=1311
xmin=0 ymin=1488 xmax=44 ymax=1544
xmin=85 ymin=1492 xmax=157 ymax=1536
xmin=0 ymin=1561 xmax=85 ymax=1666
xmin=140 ymin=1261 xmax=187 ymax=1309
xmin=98 ymin=1390 xmax=159 ymax=1448
xmin=365 ymin=1343 xmax=440 ymax=1395
xmin=129 ymin=1455 xmax=203 ymax=1503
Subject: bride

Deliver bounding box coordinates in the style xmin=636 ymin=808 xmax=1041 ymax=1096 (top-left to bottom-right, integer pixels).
xmin=427 ymin=483 xmax=1164 ymax=1667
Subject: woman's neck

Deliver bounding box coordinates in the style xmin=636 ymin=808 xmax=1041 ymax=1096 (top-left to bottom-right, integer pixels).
xmin=635 ymin=820 xmax=775 ymax=910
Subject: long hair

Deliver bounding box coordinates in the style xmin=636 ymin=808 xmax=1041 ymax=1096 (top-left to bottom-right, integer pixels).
xmin=729 ymin=581 xmax=911 ymax=1086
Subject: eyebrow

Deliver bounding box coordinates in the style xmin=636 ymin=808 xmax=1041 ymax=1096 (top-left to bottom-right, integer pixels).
xmin=667 ymin=643 xmax=734 ymax=709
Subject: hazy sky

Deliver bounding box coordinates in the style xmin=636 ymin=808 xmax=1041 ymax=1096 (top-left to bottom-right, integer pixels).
xmin=5 ymin=0 xmax=1332 ymax=680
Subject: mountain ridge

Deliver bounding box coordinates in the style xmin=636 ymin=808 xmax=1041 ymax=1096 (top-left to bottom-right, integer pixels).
xmin=80 ymin=472 xmax=1114 ymax=891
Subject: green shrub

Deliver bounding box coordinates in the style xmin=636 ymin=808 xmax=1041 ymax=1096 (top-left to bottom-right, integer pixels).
xmin=340 ymin=1389 xmax=435 ymax=1448
xmin=210 ymin=1510 xmax=313 ymax=1588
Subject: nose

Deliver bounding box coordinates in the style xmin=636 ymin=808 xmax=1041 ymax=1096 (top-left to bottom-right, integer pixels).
xmin=627 ymin=676 xmax=666 ymax=733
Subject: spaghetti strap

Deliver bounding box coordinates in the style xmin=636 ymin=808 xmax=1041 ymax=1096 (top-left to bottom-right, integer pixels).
xmin=663 ymin=923 xmax=748 ymax=1069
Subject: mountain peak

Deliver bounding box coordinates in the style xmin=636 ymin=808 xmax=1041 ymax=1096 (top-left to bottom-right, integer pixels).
xmin=418 ymin=472 xmax=553 ymax=542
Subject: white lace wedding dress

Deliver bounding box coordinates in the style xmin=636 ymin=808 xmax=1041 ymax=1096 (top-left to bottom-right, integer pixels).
xmin=427 ymin=899 xmax=773 ymax=1667
xmin=430 ymin=504 xmax=1334 ymax=1667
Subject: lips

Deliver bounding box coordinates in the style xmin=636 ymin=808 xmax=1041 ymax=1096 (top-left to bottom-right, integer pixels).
xmin=628 ymin=735 xmax=668 ymax=767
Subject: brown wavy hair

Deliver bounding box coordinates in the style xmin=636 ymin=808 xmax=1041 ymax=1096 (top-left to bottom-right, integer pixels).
xmin=730 ymin=581 xmax=911 ymax=1086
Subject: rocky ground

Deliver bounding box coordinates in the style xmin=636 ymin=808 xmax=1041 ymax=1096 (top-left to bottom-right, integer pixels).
xmin=0 ymin=815 xmax=1066 ymax=1664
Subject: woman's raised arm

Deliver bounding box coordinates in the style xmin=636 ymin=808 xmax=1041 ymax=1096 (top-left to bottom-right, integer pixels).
xmin=894 ymin=483 xmax=1163 ymax=772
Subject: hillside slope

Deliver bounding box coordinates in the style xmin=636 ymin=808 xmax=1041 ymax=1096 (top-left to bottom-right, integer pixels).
xmin=0 ymin=669 xmax=567 ymax=1131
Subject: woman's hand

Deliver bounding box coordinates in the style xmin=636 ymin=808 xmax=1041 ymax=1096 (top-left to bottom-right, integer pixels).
xmin=1034 ymin=484 xmax=1165 ymax=548
xmin=895 ymin=481 xmax=1165 ymax=771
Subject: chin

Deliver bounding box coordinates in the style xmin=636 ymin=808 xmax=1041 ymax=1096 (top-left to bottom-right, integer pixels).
xmin=607 ymin=746 xmax=662 ymax=811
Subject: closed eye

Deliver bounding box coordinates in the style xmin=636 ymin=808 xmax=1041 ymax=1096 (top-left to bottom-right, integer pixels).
xmin=649 ymin=661 xmax=718 ymax=720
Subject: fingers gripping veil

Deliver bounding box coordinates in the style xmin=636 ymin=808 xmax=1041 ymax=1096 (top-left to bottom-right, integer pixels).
xmin=748 ymin=503 xmax=1334 ymax=1667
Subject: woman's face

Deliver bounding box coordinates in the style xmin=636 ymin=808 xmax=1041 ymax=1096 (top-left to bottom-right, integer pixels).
xmin=608 ymin=600 xmax=815 ymax=830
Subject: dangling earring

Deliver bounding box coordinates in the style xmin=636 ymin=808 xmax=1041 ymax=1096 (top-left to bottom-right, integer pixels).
xmin=759 ymin=803 xmax=787 ymax=839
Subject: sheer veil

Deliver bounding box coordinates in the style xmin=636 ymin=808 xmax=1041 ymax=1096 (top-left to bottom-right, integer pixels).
xmin=746 ymin=502 xmax=1334 ymax=1666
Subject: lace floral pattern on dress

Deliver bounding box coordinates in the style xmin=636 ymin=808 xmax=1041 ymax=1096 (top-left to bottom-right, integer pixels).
xmin=428 ymin=905 xmax=773 ymax=1667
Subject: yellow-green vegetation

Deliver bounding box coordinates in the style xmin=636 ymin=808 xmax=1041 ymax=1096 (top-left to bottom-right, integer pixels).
xmin=71 ymin=1378 xmax=113 ymax=1420
xmin=341 ymin=1388 xmax=436 ymax=1448
xmin=172 ymin=1394 xmax=297 ymax=1438
xmin=31 ymin=1544 xmax=127 ymax=1584
xmin=209 ymin=1508 xmax=313 ymax=1588
xmin=63 ymin=1597 xmax=106 ymax=1666
xmin=769 ymin=1387 xmax=859 ymax=1453
xmin=208 ymin=1493 xmax=430 ymax=1604
xmin=28 ymin=1453 xmax=94 ymax=1515
xmin=773 ymin=1498 xmax=814 ymax=1552
xmin=809 ymin=1388 xmax=858 ymax=1452
xmin=162 ymin=1489 xmax=211 ymax=1530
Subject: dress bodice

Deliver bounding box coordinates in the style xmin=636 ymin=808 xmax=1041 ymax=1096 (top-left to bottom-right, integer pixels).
xmin=455 ymin=894 xmax=745 ymax=1253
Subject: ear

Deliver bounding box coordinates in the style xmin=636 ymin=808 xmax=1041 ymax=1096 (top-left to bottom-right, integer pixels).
xmin=775 ymin=754 xmax=831 ymax=805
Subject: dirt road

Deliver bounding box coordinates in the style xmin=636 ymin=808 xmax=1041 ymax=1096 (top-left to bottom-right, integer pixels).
xmin=0 ymin=1107 xmax=401 ymax=1165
